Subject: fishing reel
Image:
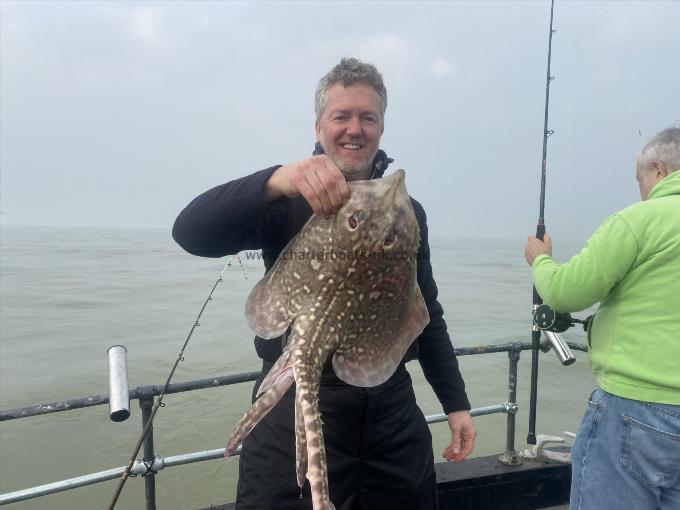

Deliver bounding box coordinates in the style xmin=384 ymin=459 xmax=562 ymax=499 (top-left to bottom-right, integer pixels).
xmin=533 ymin=304 xmax=593 ymax=333
xmin=532 ymin=304 xmax=593 ymax=366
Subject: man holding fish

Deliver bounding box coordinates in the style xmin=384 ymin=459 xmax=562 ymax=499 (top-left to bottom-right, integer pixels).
xmin=174 ymin=57 xmax=476 ymax=509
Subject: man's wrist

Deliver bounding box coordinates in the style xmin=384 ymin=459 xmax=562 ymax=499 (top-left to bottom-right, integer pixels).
xmin=264 ymin=166 xmax=286 ymax=202
xmin=533 ymin=253 xmax=552 ymax=267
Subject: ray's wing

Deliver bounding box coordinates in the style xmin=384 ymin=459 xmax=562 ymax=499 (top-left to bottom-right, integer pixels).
xmin=332 ymin=285 xmax=429 ymax=387
xmin=245 ymin=214 xmax=330 ymax=339
xmin=245 ymin=258 xmax=290 ymax=339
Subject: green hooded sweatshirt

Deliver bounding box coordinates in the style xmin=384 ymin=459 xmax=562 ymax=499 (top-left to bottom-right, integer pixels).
xmin=532 ymin=170 xmax=680 ymax=404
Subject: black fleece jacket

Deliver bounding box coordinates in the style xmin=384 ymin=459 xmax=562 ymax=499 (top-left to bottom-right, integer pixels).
xmin=172 ymin=155 xmax=470 ymax=414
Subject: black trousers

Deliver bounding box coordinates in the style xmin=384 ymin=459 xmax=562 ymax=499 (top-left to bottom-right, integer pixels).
xmin=235 ymin=362 xmax=438 ymax=510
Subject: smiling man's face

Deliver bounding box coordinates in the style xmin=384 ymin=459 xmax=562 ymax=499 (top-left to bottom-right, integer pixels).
xmin=315 ymin=82 xmax=384 ymax=181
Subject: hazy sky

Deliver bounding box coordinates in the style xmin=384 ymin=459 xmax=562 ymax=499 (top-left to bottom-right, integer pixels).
xmin=1 ymin=0 xmax=678 ymax=242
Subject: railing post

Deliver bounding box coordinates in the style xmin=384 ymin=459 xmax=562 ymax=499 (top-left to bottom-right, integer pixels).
xmin=139 ymin=396 xmax=157 ymax=510
xmin=499 ymin=343 xmax=522 ymax=466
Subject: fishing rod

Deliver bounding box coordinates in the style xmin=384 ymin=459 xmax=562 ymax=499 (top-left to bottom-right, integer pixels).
xmin=526 ymin=0 xmax=576 ymax=446
xmin=106 ymin=259 xmax=245 ymax=509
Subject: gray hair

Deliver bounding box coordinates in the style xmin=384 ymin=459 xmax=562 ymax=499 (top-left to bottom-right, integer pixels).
xmin=637 ymin=127 xmax=680 ymax=174
xmin=314 ymin=57 xmax=387 ymax=122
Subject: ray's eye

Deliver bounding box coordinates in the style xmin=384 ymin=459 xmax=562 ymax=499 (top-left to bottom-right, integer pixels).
xmin=347 ymin=211 xmax=362 ymax=231
xmin=383 ymin=229 xmax=396 ymax=248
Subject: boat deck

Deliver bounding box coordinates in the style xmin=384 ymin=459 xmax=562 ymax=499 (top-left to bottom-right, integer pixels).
xmin=200 ymin=454 xmax=571 ymax=510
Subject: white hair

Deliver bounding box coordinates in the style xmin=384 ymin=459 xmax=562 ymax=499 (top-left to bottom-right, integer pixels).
xmin=636 ymin=127 xmax=680 ymax=174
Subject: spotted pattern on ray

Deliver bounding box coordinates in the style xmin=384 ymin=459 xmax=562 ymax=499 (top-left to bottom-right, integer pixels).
xmin=225 ymin=170 xmax=429 ymax=510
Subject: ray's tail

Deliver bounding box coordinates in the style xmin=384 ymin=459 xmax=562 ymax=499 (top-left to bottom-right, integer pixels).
xmin=298 ymin=379 xmax=336 ymax=510
xmin=295 ymin=394 xmax=308 ymax=488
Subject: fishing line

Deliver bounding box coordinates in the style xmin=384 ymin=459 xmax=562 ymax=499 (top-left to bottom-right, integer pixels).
xmin=234 ymin=253 xmax=253 ymax=292
xmin=527 ymin=0 xmax=556 ymax=446
xmin=107 ymin=256 xmax=248 ymax=509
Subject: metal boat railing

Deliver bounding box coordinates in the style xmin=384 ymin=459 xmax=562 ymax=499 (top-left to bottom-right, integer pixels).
xmin=0 ymin=341 xmax=587 ymax=507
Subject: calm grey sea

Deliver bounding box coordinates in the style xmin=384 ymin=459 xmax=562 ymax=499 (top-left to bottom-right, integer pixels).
xmin=0 ymin=225 xmax=596 ymax=510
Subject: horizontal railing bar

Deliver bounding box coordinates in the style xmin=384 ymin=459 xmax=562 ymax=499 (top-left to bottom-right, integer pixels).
xmin=0 ymin=371 xmax=261 ymax=421
xmin=455 ymin=342 xmax=586 ymax=356
xmin=425 ymin=403 xmax=509 ymax=424
xmin=455 ymin=343 xmax=530 ymax=356
xmin=0 ymin=467 xmax=125 ymax=505
xmin=567 ymin=341 xmax=588 ymax=353
xmin=0 ymin=342 xmax=588 ymax=421
xmin=130 ymin=371 xmax=262 ymax=399
xmin=165 ymin=448 xmax=230 ymax=467
xmin=0 ymin=402 xmax=507 ymax=505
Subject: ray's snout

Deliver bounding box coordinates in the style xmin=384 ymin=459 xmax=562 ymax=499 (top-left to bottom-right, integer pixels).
xmin=374 ymin=169 xmax=408 ymax=209
xmin=383 ymin=169 xmax=406 ymax=196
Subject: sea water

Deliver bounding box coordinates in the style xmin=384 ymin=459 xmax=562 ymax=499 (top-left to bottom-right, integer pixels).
xmin=0 ymin=225 xmax=596 ymax=509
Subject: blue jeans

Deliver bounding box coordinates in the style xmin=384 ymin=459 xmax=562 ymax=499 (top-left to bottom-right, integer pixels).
xmin=570 ymin=388 xmax=680 ymax=510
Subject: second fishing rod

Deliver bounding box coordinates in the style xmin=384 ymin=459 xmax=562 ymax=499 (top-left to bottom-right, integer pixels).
xmin=526 ymin=0 xmax=577 ymax=446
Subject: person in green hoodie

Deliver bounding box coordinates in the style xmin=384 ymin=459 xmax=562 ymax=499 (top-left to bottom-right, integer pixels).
xmin=524 ymin=126 xmax=680 ymax=510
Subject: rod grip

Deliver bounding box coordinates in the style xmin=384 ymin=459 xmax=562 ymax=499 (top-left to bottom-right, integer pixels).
xmin=536 ymin=223 xmax=546 ymax=241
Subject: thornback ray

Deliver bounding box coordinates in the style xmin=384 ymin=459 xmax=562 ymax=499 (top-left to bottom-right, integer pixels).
xmin=226 ymin=169 xmax=429 ymax=510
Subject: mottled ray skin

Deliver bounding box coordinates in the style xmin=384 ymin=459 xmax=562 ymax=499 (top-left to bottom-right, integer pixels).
xmin=225 ymin=170 xmax=430 ymax=510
